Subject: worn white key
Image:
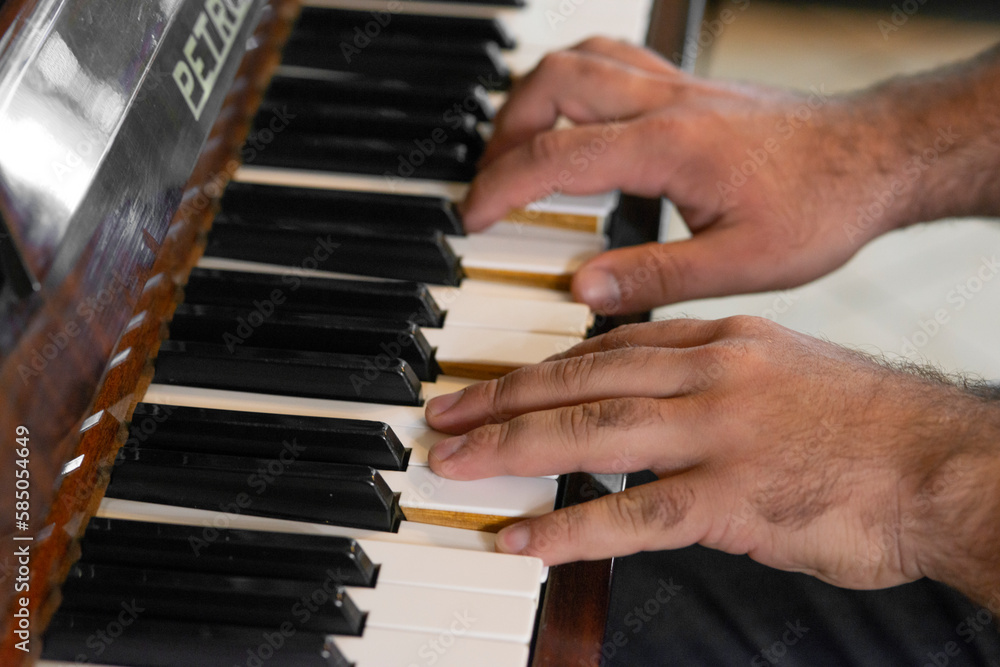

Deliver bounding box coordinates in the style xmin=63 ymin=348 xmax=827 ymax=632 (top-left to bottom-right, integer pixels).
xmin=386 ymin=468 xmax=557 ymax=520
xmin=98 ymin=498 xmax=496 ymax=552
xmin=446 ymin=232 xmax=604 ymax=280
xmin=142 ymin=376 xmax=477 ymax=430
xmin=423 ymin=327 xmax=581 ymax=371
xmin=347 ymin=583 xmax=537 ymax=643
xmin=432 ymin=291 xmax=591 ymax=336
xmin=429 ymin=280 xmax=573 ymax=304
xmin=333 ymin=628 xmax=529 ymax=667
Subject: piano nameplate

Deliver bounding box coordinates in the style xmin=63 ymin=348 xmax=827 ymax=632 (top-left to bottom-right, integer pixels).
xmin=173 ymin=0 xmax=256 ymax=121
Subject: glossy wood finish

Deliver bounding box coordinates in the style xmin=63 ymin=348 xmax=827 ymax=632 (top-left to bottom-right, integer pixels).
xmin=0 ymin=2 xmax=299 ymax=663
xmin=0 ymin=2 xmax=691 ymax=665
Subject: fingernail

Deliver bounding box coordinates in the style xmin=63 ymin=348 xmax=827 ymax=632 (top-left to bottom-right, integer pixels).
xmin=426 ymin=390 xmax=464 ymax=419
xmin=574 ymin=268 xmax=621 ymax=312
xmin=497 ymin=523 xmax=530 ymax=554
xmin=431 ymin=435 xmax=467 ymax=462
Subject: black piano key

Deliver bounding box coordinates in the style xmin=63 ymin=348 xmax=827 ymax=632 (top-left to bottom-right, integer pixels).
xmin=152 ymin=340 xmax=423 ymax=407
xmin=280 ymin=35 xmax=511 ymax=90
xmin=252 ymin=101 xmax=485 ymax=157
xmin=220 ymin=181 xmax=464 ymax=236
xmin=183 ymin=268 xmax=445 ymax=327
xmin=168 ymin=304 xmax=439 ymax=382
xmin=107 ymin=447 xmax=404 ymax=532
xmin=203 ymin=222 xmax=463 ymax=286
xmin=81 ymin=517 xmax=379 ymax=587
xmin=245 ymin=131 xmax=478 ymax=182
xmin=128 ymin=403 xmax=409 ymax=471
xmin=263 ymin=73 xmax=494 ymax=121
xmin=61 ymin=563 xmax=365 ymax=635
xmin=43 ymin=613 xmax=349 ymax=667
xmin=295 ymin=6 xmax=517 ymax=49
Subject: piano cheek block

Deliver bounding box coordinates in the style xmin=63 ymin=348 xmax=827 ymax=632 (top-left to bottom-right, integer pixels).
xmin=105 ymin=449 xmax=405 ymax=533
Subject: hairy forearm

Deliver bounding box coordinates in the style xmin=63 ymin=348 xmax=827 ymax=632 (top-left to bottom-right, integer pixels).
xmin=905 ymin=380 xmax=1000 ymax=611
xmin=863 ymin=43 xmax=1000 ymax=227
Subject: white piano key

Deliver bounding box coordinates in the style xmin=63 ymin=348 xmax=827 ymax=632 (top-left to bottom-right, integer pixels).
xmin=197 ymin=255 xmax=393 ymax=283
xmin=423 ymin=327 xmax=581 ymax=370
xmin=98 ymin=498 xmax=497 ymax=553
xmin=95 ymin=499 xmax=546 ymax=596
xmin=428 ymin=280 xmax=573 ymax=304
xmin=385 ymin=468 xmax=557 ymax=519
xmin=142 ymin=376 xmax=477 ymax=430
xmin=393 ymin=424 xmax=442 ymax=466
xmin=347 ymin=583 xmax=537 ymax=643
xmin=446 ymin=232 xmax=604 ymax=279
xmin=333 ymin=628 xmax=529 ymax=667
xmin=436 ymin=288 xmax=592 ymax=336
xmin=237 ymin=164 xmax=467 ymax=200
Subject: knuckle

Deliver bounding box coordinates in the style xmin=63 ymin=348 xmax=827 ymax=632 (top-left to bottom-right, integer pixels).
xmin=536 ymin=50 xmax=576 ymax=78
xmin=575 ymin=36 xmax=615 ymax=52
xmin=647 ymin=246 xmax=689 ymax=306
xmin=600 ymin=323 xmax=645 ymax=351
xmin=715 ymin=314 xmax=774 ymax=340
xmin=528 ymin=130 xmax=568 ymax=166
xmin=638 ymin=113 xmax=679 ymax=139
xmin=608 ymin=486 xmax=693 ymax=537
xmin=549 ymin=353 xmax=599 ymax=394
xmin=479 ymin=377 xmax=508 ymax=423
xmin=561 ymin=403 xmax=602 ymax=446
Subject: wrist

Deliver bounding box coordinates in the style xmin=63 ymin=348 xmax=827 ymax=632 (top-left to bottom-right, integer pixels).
xmin=904 ymin=390 xmax=1000 ymax=608
xmin=860 ymin=46 xmax=1000 ymax=229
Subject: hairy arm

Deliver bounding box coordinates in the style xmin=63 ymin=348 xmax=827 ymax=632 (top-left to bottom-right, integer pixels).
xmin=463 ymin=40 xmax=1000 ymax=314
xmin=868 ymin=44 xmax=1000 ymax=226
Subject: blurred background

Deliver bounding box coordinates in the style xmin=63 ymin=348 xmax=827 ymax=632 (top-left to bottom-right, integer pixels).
xmin=654 ymin=0 xmax=1000 ymax=379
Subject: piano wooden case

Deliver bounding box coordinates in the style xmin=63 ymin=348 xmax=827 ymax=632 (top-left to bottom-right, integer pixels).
xmin=0 ymin=0 xmax=697 ymax=664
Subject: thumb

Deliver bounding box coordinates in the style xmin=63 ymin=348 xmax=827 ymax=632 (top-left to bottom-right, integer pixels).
xmin=572 ymin=227 xmax=772 ymax=314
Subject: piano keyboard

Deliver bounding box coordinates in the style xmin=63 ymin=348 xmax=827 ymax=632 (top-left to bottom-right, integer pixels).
xmin=39 ymin=0 xmax=660 ymax=665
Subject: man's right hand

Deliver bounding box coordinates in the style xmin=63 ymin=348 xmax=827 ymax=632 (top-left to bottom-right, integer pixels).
xmin=462 ymin=38 xmax=985 ymax=315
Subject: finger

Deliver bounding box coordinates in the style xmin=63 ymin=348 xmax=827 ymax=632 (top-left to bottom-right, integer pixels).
xmin=426 ymin=345 xmax=702 ymax=434
xmin=545 ymin=319 xmax=722 ymax=362
xmin=495 ymin=470 xmax=722 ymax=566
xmin=429 ymin=397 xmax=710 ymax=480
xmin=572 ymin=226 xmax=784 ymax=313
xmin=481 ymin=49 xmax=676 ymax=166
xmin=462 ymin=117 xmax=675 ymax=231
xmin=570 ymin=36 xmax=678 ymax=77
